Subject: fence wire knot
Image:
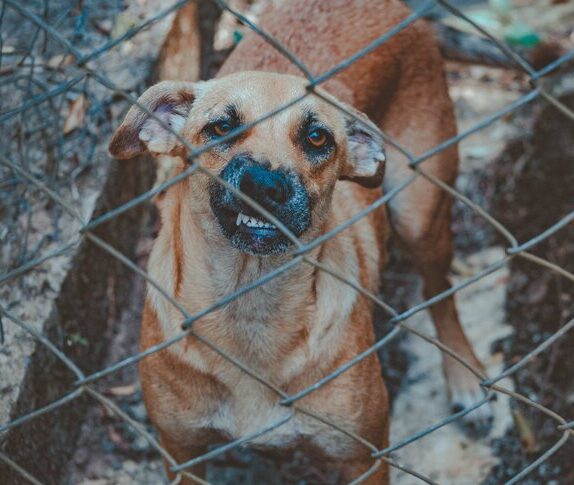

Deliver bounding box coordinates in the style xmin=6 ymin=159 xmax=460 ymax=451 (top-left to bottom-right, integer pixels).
xmin=0 ymin=1 xmax=573 ymax=484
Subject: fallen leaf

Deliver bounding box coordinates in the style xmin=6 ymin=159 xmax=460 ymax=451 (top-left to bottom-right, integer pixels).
xmin=0 ymin=66 xmax=15 ymax=76
xmin=30 ymin=209 xmax=52 ymax=233
xmin=106 ymin=383 xmax=137 ymax=397
xmin=513 ymin=408 xmax=540 ymax=454
xmin=47 ymin=54 xmax=75 ymax=69
xmin=63 ymin=95 xmax=87 ymax=134
xmin=111 ymin=12 xmax=139 ymax=39
xmin=107 ymin=425 xmax=125 ymax=447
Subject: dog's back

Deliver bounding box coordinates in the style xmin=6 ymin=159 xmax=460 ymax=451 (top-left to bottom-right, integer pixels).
xmin=219 ymin=0 xmax=441 ymax=113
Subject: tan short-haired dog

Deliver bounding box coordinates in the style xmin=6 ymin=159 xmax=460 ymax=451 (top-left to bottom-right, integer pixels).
xmin=109 ymin=1 xmax=491 ymax=483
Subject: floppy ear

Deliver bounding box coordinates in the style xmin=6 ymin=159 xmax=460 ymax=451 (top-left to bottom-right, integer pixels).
xmin=339 ymin=107 xmax=386 ymax=188
xmin=108 ymin=81 xmax=198 ymax=159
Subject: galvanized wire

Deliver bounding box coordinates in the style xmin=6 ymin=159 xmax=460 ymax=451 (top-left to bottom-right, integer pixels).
xmin=0 ymin=0 xmax=573 ymax=484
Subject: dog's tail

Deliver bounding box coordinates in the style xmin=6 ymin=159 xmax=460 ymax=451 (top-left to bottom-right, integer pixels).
xmin=157 ymin=1 xmax=201 ymax=82
xmin=436 ymin=23 xmax=563 ymax=71
xmin=157 ymin=1 xmax=221 ymax=82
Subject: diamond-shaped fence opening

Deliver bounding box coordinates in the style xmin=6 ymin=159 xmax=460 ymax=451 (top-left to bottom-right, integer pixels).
xmin=0 ymin=1 xmax=573 ymax=484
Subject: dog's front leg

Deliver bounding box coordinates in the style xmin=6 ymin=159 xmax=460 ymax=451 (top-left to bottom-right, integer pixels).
xmin=159 ymin=431 xmax=208 ymax=484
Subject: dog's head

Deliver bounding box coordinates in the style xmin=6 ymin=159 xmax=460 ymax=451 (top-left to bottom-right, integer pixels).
xmin=109 ymin=71 xmax=385 ymax=255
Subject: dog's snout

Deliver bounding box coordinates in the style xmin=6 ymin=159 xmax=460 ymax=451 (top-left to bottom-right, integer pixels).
xmin=211 ymin=154 xmax=311 ymax=251
xmin=239 ymin=165 xmax=290 ymax=207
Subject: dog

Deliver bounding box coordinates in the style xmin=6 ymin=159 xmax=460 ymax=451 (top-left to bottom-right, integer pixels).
xmin=109 ymin=1 xmax=492 ymax=482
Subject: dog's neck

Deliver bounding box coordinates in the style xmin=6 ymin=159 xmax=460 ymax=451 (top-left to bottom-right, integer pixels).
xmin=147 ymin=182 xmax=363 ymax=373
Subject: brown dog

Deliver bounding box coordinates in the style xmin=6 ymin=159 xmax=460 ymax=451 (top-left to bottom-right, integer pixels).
xmin=109 ymin=1 xmax=491 ymax=482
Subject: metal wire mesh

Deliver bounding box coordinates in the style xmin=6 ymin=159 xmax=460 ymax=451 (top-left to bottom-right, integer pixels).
xmin=0 ymin=0 xmax=573 ymax=484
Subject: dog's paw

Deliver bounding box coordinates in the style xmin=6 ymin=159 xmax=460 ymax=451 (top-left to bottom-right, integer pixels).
xmin=442 ymin=353 xmax=494 ymax=437
xmin=450 ymin=385 xmax=494 ymax=438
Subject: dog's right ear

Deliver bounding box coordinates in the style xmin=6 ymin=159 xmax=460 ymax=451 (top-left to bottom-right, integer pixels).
xmin=109 ymin=81 xmax=198 ymax=159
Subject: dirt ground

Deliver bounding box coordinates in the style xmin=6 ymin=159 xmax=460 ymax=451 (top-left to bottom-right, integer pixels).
xmin=1 ymin=0 xmax=573 ymax=484
xmin=483 ymin=81 xmax=574 ymax=485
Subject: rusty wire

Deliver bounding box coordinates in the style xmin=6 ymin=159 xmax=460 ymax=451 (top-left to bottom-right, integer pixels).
xmin=0 ymin=0 xmax=573 ymax=484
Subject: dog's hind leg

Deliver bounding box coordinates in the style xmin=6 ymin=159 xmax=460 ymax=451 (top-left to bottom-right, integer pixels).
xmin=387 ymin=177 xmax=494 ymax=435
xmin=376 ymin=23 xmax=493 ymax=435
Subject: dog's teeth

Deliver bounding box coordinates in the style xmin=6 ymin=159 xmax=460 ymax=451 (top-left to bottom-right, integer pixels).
xmin=376 ymin=150 xmax=386 ymax=162
xmin=235 ymin=212 xmax=276 ymax=229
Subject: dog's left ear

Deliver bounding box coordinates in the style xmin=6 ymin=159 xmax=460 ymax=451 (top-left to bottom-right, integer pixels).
xmin=339 ymin=108 xmax=386 ymax=188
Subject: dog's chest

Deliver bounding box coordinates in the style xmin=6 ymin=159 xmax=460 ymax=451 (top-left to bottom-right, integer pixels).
xmin=200 ymin=376 xmax=357 ymax=458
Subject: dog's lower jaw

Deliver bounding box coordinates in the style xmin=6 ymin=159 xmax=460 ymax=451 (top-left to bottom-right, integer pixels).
xmin=229 ymin=227 xmax=292 ymax=256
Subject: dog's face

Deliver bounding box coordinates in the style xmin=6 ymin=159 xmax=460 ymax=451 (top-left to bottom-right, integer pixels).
xmin=109 ymin=72 xmax=385 ymax=255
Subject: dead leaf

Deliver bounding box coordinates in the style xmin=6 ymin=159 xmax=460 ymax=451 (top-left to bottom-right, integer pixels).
xmin=513 ymin=408 xmax=540 ymax=454
xmin=111 ymin=12 xmax=139 ymax=39
xmin=47 ymin=54 xmax=75 ymax=69
xmin=0 ymin=66 xmax=15 ymax=76
xmin=30 ymin=209 xmax=52 ymax=233
xmin=107 ymin=425 xmax=125 ymax=447
xmin=63 ymin=95 xmax=87 ymax=135
xmin=450 ymin=256 xmax=475 ymax=277
xmin=106 ymin=383 xmax=137 ymax=397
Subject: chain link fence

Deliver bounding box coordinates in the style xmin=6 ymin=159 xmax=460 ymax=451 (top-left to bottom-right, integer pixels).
xmin=0 ymin=0 xmax=573 ymax=483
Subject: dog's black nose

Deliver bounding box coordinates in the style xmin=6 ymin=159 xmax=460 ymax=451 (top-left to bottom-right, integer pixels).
xmin=239 ymin=165 xmax=290 ymax=207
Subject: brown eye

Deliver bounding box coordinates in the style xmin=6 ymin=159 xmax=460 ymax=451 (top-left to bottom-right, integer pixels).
xmin=213 ymin=120 xmax=232 ymax=137
xmin=307 ymin=128 xmax=327 ymax=148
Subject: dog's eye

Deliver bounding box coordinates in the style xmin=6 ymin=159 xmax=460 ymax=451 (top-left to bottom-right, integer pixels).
xmin=213 ymin=120 xmax=233 ymax=137
xmin=306 ymin=128 xmax=328 ymax=148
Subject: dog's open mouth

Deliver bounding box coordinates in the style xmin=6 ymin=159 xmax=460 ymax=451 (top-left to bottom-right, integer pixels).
xmin=209 ymin=157 xmax=312 ymax=256
xmin=214 ymin=207 xmax=288 ymax=255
